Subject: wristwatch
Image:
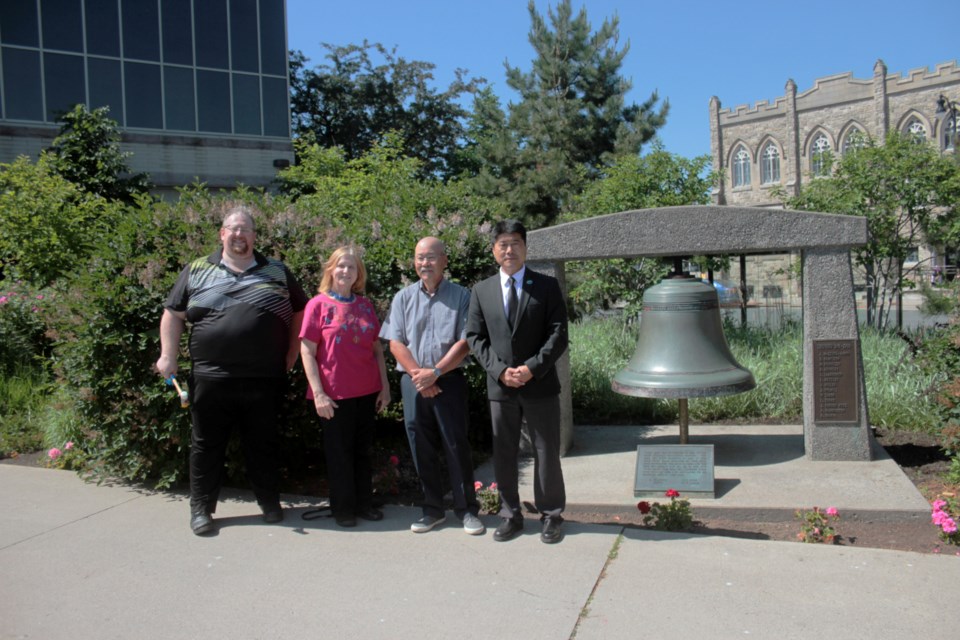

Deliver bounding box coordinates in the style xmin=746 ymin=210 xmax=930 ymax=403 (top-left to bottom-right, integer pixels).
xmin=432 ymin=367 xmax=442 ymax=378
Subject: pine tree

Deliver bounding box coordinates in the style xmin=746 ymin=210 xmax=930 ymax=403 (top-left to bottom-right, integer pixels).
xmin=478 ymin=0 xmax=668 ymax=227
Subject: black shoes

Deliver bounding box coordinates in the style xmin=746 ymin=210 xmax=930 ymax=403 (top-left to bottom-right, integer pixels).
xmin=356 ymin=507 xmax=384 ymax=522
xmin=190 ymin=511 xmax=215 ymax=536
xmin=335 ymin=515 xmax=358 ymax=528
xmin=541 ymin=517 xmax=563 ymax=544
xmin=493 ymin=518 xmax=524 ymax=542
xmin=262 ymin=505 xmax=284 ymax=524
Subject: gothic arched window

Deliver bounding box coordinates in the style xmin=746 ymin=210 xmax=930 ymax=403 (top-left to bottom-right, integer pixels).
xmin=810 ymin=134 xmax=831 ymax=177
xmin=732 ymin=146 xmax=751 ymax=187
xmin=904 ymin=117 xmax=927 ymax=143
xmin=842 ymin=128 xmax=866 ymax=154
xmin=760 ymin=143 xmax=780 ymax=184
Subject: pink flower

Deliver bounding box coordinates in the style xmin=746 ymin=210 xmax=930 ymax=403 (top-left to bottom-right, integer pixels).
xmin=932 ymin=500 xmax=947 ymax=512
xmin=825 ymin=507 xmax=839 ymax=517
xmin=0 ymin=296 xmax=7 ymax=304
xmin=65 ymin=442 xmax=74 ymax=450
xmin=474 ymin=481 xmax=483 ymax=491
xmin=665 ymin=489 xmax=680 ymax=498
xmin=942 ymin=518 xmax=958 ymax=534
xmin=388 ymin=455 xmax=399 ymax=466
xmin=489 ymin=483 xmax=497 ymax=491
xmin=36 ymin=294 xmax=44 ymax=300
xmin=637 ymin=501 xmax=651 ymax=514
xmin=48 ymin=448 xmax=62 ymax=460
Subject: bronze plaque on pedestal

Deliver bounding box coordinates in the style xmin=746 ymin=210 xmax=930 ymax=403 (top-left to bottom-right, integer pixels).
xmin=634 ymin=444 xmax=715 ymax=498
xmin=813 ymin=339 xmax=859 ymax=424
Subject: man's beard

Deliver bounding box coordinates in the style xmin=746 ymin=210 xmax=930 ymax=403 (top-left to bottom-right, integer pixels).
xmin=227 ymin=238 xmax=250 ymax=256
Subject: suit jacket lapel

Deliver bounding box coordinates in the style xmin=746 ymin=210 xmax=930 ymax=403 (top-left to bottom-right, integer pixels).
xmin=513 ymin=270 xmax=535 ymax=333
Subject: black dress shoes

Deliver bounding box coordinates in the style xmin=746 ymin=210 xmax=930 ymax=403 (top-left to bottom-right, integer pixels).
xmin=541 ymin=517 xmax=563 ymax=544
xmin=335 ymin=515 xmax=357 ymax=528
xmin=356 ymin=507 xmax=384 ymax=521
xmin=493 ymin=518 xmax=524 ymax=542
xmin=190 ymin=511 xmax=215 ymax=535
xmin=262 ymin=506 xmax=284 ymax=524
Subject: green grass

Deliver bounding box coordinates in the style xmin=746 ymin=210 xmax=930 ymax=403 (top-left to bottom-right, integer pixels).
xmin=0 ymin=368 xmax=47 ymax=456
xmin=570 ymin=316 xmax=944 ymax=431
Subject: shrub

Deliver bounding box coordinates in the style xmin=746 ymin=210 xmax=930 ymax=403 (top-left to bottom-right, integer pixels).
xmin=42 ymin=138 xmax=500 ymax=487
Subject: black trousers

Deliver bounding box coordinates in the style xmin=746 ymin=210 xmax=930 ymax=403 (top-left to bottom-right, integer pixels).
xmin=188 ymin=376 xmax=283 ymax=513
xmin=401 ymin=371 xmax=478 ymax=519
xmin=490 ymin=394 xmax=566 ymax=521
xmin=320 ymin=392 xmax=377 ymax=518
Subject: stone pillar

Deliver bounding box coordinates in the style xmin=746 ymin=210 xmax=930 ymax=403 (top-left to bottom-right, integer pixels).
xmin=709 ymin=96 xmax=725 ymax=205
xmin=784 ymin=79 xmax=802 ymax=196
xmin=527 ymin=260 xmax=574 ymax=455
xmin=873 ymin=59 xmax=889 ymax=140
xmin=801 ymin=248 xmax=872 ymax=460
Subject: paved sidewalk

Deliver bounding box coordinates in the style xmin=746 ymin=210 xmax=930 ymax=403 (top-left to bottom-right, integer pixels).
xmin=2 ymin=425 xmax=957 ymax=640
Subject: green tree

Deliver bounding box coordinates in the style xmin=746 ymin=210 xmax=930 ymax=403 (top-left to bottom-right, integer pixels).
xmin=45 ymin=104 xmax=151 ymax=203
xmin=289 ymin=43 xmax=482 ymax=181
xmin=784 ymin=132 xmax=960 ymax=330
xmin=564 ymin=147 xmax=715 ymax=316
xmin=474 ymin=0 xmax=668 ymax=227
xmin=0 ymin=156 xmax=117 ymax=286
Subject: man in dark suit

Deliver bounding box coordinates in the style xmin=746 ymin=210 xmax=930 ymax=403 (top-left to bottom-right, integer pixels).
xmin=466 ymin=220 xmax=568 ymax=544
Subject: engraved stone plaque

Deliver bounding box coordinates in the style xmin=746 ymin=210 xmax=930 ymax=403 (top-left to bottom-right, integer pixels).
xmin=813 ymin=339 xmax=859 ymax=424
xmin=634 ymin=444 xmax=715 ymax=498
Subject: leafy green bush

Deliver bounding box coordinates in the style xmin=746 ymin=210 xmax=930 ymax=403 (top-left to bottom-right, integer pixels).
xmin=0 ymin=156 xmax=118 ymax=287
xmin=41 ymin=136 xmax=500 ymax=487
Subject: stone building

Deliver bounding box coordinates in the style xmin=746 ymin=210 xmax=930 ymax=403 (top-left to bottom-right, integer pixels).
xmin=0 ymin=0 xmax=294 ymax=197
xmin=709 ymin=59 xmax=960 ymax=304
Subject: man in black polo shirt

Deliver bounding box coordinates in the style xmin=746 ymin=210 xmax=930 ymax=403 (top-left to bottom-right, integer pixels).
xmin=156 ymin=205 xmax=306 ymax=535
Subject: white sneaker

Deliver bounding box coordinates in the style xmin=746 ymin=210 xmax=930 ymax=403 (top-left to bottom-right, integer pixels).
xmin=411 ymin=515 xmax=446 ymax=533
xmin=463 ymin=513 xmax=486 ymax=536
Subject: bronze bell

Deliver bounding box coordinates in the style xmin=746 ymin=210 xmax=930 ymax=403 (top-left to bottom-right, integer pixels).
xmin=612 ymin=272 xmax=755 ymax=443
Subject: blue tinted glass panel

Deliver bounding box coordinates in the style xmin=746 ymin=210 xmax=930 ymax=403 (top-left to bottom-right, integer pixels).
xmin=88 ymin=57 xmax=124 ymax=123
xmin=85 ymin=0 xmax=121 ymax=57
xmin=261 ymin=75 xmax=288 ymax=137
xmin=124 ymin=61 xmax=163 ymax=128
xmin=161 ymin=0 xmax=193 ymax=65
xmin=42 ymin=0 xmax=83 ymax=52
xmin=259 ymin=0 xmax=286 ymax=76
xmin=1 ymin=0 xmax=40 ymax=47
xmin=196 ymin=69 xmax=230 ymax=132
xmin=230 ymin=0 xmax=258 ymax=72
xmin=164 ymin=65 xmax=195 ymax=131
xmin=2 ymin=47 xmax=42 ymax=120
xmin=232 ymin=72 xmax=260 ymax=134
xmin=122 ymin=0 xmax=160 ymax=61
xmin=194 ymin=0 xmax=228 ymax=69
xmin=44 ymin=53 xmax=86 ymax=121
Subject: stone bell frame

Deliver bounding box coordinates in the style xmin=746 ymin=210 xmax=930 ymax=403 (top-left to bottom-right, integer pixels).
xmin=526 ymin=205 xmax=872 ymax=461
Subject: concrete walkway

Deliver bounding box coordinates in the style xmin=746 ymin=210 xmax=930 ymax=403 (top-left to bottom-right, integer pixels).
xmin=2 ymin=425 xmax=957 ymax=640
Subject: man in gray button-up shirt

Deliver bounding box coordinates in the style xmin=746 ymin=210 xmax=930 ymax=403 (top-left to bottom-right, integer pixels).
xmin=380 ymin=237 xmax=483 ymax=535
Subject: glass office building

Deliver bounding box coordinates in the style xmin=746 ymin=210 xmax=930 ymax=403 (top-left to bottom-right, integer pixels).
xmin=0 ymin=0 xmax=293 ymax=192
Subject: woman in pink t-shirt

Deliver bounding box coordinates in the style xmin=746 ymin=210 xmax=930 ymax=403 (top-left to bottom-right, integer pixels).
xmin=300 ymin=245 xmax=391 ymax=527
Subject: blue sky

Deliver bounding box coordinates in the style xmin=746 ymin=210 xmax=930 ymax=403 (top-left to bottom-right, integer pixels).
xmin=287 ymin=0 xmax=958 ymax=160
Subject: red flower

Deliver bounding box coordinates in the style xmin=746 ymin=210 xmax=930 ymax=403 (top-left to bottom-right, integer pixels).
xmin=389 ymin=455 xmax=400 ymax=466
xmin=665 ymin=489 xmax=680 ymax=498
xmin=637 ymin=501 xmax=651 ymax=514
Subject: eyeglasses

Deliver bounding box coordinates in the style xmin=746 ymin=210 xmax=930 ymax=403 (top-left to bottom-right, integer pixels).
xmin=223 ymin=225 xmax=255 ymax=234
